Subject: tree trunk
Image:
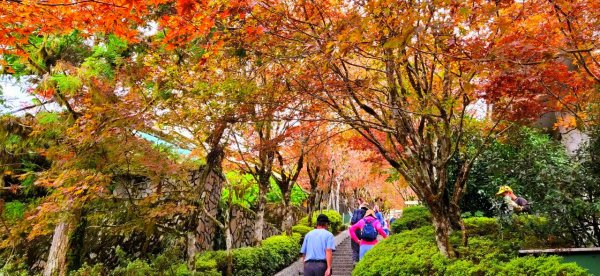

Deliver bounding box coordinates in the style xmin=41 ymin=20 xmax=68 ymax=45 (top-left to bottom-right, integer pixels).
xmin=307 ymin=183 xmax=317 ymax=227
xmin=281 ymin=189 xmax=295 ymax=235
xmin=335 ymin=180 xmax=340 ymax=212
xmin=254 ymin=177 xmax=269 ymax=245
xmin=430 ymin=210 xmax=455 ymax=258
xmin=187 ymin=145 xmax=226 ymax=265
xmin=225 ymin=227 xmax=233 ymax=276
xmin=306 ymin=163 xmax=320 ymax=227
xmin=224 ymin=206 xmax=233 ymax=276
xmin=43 ymin=216 xmax=76 ymax=276
xmin=317 ymin=191 xmax=323 ymax=212
xmin=67 ymin=209 xmax=87 ymax=272
xmin=281 ymin=204 xmax=294 ymax=235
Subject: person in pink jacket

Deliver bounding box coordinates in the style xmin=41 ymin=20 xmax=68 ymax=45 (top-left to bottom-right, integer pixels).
xmin=348 ymin=209 xmax=388 ymax=260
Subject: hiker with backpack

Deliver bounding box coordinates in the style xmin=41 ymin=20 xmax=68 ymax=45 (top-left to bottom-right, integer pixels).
xmin=348 ymin=209 xmax=388 ymax=260
xmin=350 ymin=200 xmax=368 ymax=264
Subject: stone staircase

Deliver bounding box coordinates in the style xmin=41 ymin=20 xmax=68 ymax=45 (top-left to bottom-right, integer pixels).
xmin=275 ymin=231 xmax=354 ymax=276
xmin=331 ymin=235 xmax=354 ymax=276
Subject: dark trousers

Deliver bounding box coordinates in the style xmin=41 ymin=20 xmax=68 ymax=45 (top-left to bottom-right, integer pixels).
xmin=351 ymin=239 xmax=360 ymax=262
xmin=304 ymin=262 xmax=328 ymax=276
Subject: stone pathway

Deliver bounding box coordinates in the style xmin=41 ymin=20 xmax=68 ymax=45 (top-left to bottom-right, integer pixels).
xmin=275 ymin=230 xmax=354 ymax=276
xmin=331 ymin=235 xmax=353 ymax=276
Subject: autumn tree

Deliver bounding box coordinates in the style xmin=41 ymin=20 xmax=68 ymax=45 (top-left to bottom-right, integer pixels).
xmin=250 ymin=0 xmax=597 ymax=257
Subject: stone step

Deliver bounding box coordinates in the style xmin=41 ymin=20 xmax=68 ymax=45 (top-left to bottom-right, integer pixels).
xmin=275 ymin=231 xmax=355 ymax=276
xmin=331 ymin=238 xmax=353 ymax=276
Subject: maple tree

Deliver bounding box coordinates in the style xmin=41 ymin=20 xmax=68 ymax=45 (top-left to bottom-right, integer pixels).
xmin=251 ymin=0 xmax=599 ymax=257
xmin=1 ymin=0 xmax=599 ymax=273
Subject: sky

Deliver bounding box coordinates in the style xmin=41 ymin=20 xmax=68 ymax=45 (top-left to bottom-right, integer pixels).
xmin=0 ymin=76 xmax=61 ymax=115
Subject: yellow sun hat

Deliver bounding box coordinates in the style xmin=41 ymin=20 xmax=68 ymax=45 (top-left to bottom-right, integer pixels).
xmin=496 ymin=185 xmax=513 ymax=196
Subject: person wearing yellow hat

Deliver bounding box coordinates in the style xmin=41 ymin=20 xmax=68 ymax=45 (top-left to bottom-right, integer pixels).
xmin=496 ymin=185 xmax=530 ymax=213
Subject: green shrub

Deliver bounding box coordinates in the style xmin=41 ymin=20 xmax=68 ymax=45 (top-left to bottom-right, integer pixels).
xmin=463 ymin=217 xmax=500 ymax=237
xmin=108 ymin=246 xmax=192 ymax=276
xmin=498 ymin=256 xmax=587 ymax=275
xmin=2 ymin=201 xmax=26 ymax=222
xmin=354 ymin=226 xmax=450 ymax=275
xmin=354 ymin=220 xmax=589 ymax=276
xmin=195 ymin=250 xmax=227 ymax=275
xmin=195 ymin=233 xmax=300 ymax=275
xmin=0 ymin=261 xmax=29 ymax=276
xmin=298 ymin=210 xmax=342 ymax=234
xmin=233 ymin=247 xmax=266 ymax=276
xmin=262 ymin=233 xmax=301 ymax=271
xmin=496 ymin=215 xmax=572 ymax=249
xmin=113 ymin=259 xmax=154 ymax=276
xmin=292 ymin=225 xmax=313 ymax=237
xmin=455 ymin=237 xmax=517 ymax=263
xmin=69 ymin=263 xmax=106 ymax=276
xmin=390 ymin=206 xmax=431 ymax=233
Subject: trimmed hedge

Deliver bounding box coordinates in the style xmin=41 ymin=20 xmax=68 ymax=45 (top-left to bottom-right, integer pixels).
xmin=195 ymin=233 xmax=302 ymax=276
xmin=390 ymin=206 xmax=431 ymax=233
xmin=298 ymin=210 xmax=342 ymax=234
xmin=291 ymin=225 xmax=313 ymax=239
xmin=353 ymin=218 xmax=588 ymax=276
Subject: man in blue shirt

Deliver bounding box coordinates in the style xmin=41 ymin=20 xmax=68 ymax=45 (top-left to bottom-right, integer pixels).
xmin=301 ymin=214 xmax=336 ymax=276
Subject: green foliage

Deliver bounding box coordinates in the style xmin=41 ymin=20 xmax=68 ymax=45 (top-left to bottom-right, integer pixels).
xmin=223 ymin=171 xmax=307 ymax=208
xmin=298 ymin=210 xmax=343 ymax=234
xmin=51 ymin=74 xmax=82 ymax=95
xmin=113 ymin=259 xmax=154 ymax=276
xmin=354 ymin=221 xmax=588 ymax=276
xmin=37 ymin=112 xmax=60 ymax=125
xmin=3 ymin=54 xmax=28 ymax=77
xmin=459 ymin=127 xmax=573 ymax=216
xmin=195 ymin=250 xmax=227 ymax=275
xmin=3 ymin=201 xmax=26 ymax=222
xmin=463 ymin=217 xmax=499 ymax=237
xmin=0 ymin=261 xmax=28 ymax=276
xmin=390 ymin=206 xmax=431 ymax=233
xmin=353 ymin=226 xmax=449 ymax=275
xmin=262 ymin=234 xmax=302 ymax=269
xmin=70 ymin=263 xmax=107 ymax=276
xmin=110 ymin=246 xmax=192 ymax=276
xmin=289 ymin=184 xmax=309 ymax=206
xmin=80 ymin=34 xmax=129 ymax=79
xmin=292 ymin=225 xmax=313 ymax=237
xmin=455 ymin=126 xmax=600 ymax=248
xmin=195 ymin=233 xmax=301 ymax=276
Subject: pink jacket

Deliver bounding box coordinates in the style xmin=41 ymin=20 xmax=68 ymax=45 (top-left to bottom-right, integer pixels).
xmin=349 ymin=216 xmax=388 ymax=246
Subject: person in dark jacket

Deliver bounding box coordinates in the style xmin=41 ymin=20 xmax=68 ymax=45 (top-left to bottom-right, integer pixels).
xmin=350 ymin=199 xmax=368 ymax=264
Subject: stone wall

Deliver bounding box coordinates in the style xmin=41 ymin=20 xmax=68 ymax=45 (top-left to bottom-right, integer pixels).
xmin=110 ymin=172 xmax=283 ymax=250
xmin=229 ymin=205 xmax=280 ymax=248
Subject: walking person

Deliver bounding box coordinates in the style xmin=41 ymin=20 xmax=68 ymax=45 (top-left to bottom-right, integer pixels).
xmin=350 ymin=199 xmax=368 ymax=265
xmin=373 ymin=205 xmax=388 ymax=235
xmin=349 ymin=209 xmax=388 ymax=260
xmin=301 ymin=214 xmax=335 ymax=276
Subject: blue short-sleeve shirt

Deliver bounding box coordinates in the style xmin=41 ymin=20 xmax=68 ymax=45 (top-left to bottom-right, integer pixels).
xmin=300 ymin=228 xmax=336 ymax=261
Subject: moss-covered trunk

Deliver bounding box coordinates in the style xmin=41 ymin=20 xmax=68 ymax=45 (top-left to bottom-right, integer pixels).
xmin=43 ymin=213 xmax=78 ymax=276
